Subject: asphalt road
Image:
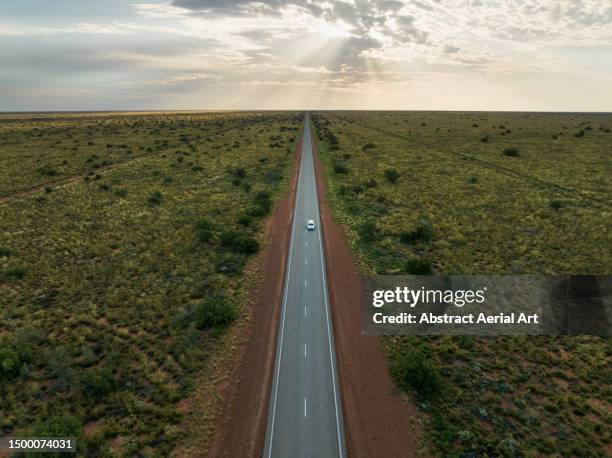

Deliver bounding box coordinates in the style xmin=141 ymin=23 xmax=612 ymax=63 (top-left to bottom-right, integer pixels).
xmin=263 ymin=113 xmax=346 ymax=458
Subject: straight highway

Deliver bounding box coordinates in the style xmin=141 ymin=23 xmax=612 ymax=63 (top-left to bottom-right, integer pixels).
xmin=263 ymin=113 xmax=345 ymax=457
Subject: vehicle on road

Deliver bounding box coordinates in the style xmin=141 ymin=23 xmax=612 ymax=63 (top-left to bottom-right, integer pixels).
xmin=307 ymin=219 xmax=316 ymax=230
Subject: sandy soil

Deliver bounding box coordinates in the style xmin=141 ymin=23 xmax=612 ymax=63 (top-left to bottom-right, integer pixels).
xmin=311 ymin=125 xmax=423 ymax=458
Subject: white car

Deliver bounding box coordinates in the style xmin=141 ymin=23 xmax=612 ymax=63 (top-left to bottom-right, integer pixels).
xmin=306 ymin=219 xmax=316 ymax=231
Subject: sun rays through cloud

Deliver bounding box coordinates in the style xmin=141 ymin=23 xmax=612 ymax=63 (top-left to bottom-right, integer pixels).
xmin=1 ymin=0 xmax=611 ymax=110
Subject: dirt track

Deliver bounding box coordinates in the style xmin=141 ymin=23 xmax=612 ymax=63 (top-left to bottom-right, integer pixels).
xmin=311 ymin=124 xmax=422 ymax=458
xmin=205 ymin=129 xmax=303 ymax=458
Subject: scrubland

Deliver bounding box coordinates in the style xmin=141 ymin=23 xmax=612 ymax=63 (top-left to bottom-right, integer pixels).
xmin=0 ymin=111 xmax=300 ymax=455
xmin=313 ymin=111 xmax=611 ymax=457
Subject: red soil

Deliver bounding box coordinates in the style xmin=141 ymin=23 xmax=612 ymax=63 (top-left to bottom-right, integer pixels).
xmin=205 ymin=130 xmax=303 ymax=458
xmin=311 ymin=127 xmax=422 ymax=458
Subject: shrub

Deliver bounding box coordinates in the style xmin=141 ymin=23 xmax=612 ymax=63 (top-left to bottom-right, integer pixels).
xmin=574 ymin=130 xmax=585 ymax=138
xmin=0 ymin=247 xmax=12 ymax=257
xmin=358 ymin=221 xmax=378 ymax=243
xmin=384 ymin=168 xmax=400 ymax=184
xmin=363 ymin=142 xmax=376 ymax=151
xmin=80 ymin=368 xmax=116 ymax=401
xmin=549 ymin=200 xmax=565 ymax=210
xmin=147 ymin=191 xmax=163 ymax=205
xmin=364 ymin=178 xmax=377 ymax=188
xmin=3 ymin=266 xmax=26 ymax=280
xmin=249 ymin=191 xmax=273 ymax=216
xmin=502 ymin=147 xmax=520 ymax=157
xmin=196 ymin=218 xmax=214 ymax=242
xmin=220 ymin=231 xmax=259 ymax=254
xmin=0 ymin=347 xmax=20 ymax=378
xmin=194 ymin=296 xmax=237 ymax=330
xmin=36 ymin=165 xmax=57 ymax=177
xmin=32 ymin=415 xmax=82 ymax=438
xmin=233 ymin=167 xmax=247 ymax=179
xmin=237 ymin=215 xmax=253 ymax=227
xmin=392 ymin=349 xmax=441 ymax=398
xmin=333 ymin=163 xmax=348 ymax=174
xmin=480 ymin=135 xmax=489 ymax=143
xmin=399 ymin=222 xmax=434 ymax=244
xmin=404 ymin=258 xmax=433 ymax=275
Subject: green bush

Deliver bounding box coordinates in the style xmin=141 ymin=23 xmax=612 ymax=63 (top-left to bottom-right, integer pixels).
xmin=392 ymin=349 xmax=441 ymax=398
xmin=0 ymin=247 xmax=13 ymax=257
xmin=404 ymin=257 xmax=433 ymax=275
xmin=502 ymin=147 xmax=520 ymax=157
xmin=195 ymin=218 xmax=214 ymax=243
xmin=196 ymin=218 xmax=214 ymax=231
xmin=237 ymin=215 xmax=253 ymax=227
xmin=32 ymin=415 xmax=82 ymax=438
xmin=399 ymin=222 xmax=434 ymax=244
xmin=3 ymin=266 xmax=26 ymax=280
xmin=358 ymin=221 xmax=378 ymax=243
xmin=333 ymin=163 xmax=348 ymax=174
xmin=80 ymin=368 xmax=116 ymax=401
xmin=194 ymin=296 xmax=237 ymax=330
xmin=549 ymin=200 xmax=565 ymax=210
xmin=384 ymin=168 xmax=400 ymax=183
xmin=147 ymin=190 xmax=163 ymax=205
xmin=0 ymin=347 xmax=20 ymax=378
xmin=220 ymin=231 xmax=259 ymax=254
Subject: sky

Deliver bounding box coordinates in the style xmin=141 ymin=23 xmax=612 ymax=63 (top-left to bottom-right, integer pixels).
xmin=1 ymin=0 xmax=611 ymax=111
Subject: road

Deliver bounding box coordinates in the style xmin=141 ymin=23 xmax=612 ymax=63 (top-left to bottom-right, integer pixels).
xmin=263 ymin=113 xmax=346 ymax=458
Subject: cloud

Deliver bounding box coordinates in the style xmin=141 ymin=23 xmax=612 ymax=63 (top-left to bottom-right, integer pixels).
xmin=1 ymin=0 xmax=611 ymax=110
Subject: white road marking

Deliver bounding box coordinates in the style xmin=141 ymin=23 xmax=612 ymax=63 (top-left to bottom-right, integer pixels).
xmin=305 ymin=258 xmax=308 ymax=265
xmin=304 ymin=306 xmax=307 ymax=316
xmin=305 ymin=279 xmax=307 ymax=287
xmin=305 ymin=241 xmax=308 ymax=247
xmin=311 ymin=118 xmax=345 ymax=457
xmin=304 ymin=397 xmax=307 ymax=417
xmin=267 ymin=138 xmax=301 ymax=458
xmin=304 ymin=344 xmax=307 ymax=358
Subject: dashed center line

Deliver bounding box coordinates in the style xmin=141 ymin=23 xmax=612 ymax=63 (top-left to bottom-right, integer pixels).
xmin=305 ymin=279 xmax=308 ymax=287
xmin=304 ymin=344 xmax=307 ymax=358
xmin=304 ymin=397 xmax=307 ymax=417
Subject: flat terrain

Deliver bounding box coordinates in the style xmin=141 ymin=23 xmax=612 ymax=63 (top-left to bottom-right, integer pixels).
xmin=312 ymin=111 xmax=611 ymax=457
xmin=0 ymin=111 xmax=300 ymax=455
xmin=264 ymin=114 xmax=345 ymax=457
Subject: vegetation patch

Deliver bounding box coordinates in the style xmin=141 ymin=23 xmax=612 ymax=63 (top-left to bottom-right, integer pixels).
xmin=0 ymin=111 xmax=301 ymax=454
xmin=313 ymin=111 xmax=611 ymax=457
